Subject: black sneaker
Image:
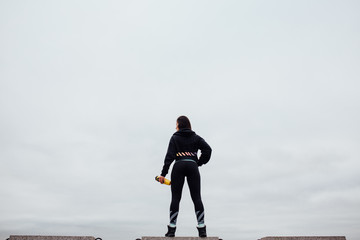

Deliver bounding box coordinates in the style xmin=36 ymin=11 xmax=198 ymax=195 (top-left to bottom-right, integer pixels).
xmin=197 ymin=225 xmax=207 ymax=238
xmin=165 ymin=225 xmax=176 ymax=237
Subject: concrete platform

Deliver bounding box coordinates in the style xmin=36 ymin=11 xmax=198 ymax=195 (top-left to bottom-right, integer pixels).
xmin=260 ymin=237 xmax=346 ymax=240
xmin=9 ymin=236 xmax=96 ymax=240
xmin=141 ymin=237 xmax=220 ymax=240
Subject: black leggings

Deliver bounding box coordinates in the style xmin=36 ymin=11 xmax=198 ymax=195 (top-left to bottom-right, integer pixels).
xmin=169 ymin=160 xmax=204 ymax=226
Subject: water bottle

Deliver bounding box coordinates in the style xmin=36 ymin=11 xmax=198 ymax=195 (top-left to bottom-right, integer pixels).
xmin=155 ymin=176 xmax=171 ymax=185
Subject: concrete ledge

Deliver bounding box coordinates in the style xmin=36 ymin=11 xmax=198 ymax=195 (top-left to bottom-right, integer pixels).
xmin=260 ymin=237 xmax=346 ymax=240
xmin=9 ymin=236 xmax=96 ymax=240
xmin=141 ymin=237 xmax=219 ymax=240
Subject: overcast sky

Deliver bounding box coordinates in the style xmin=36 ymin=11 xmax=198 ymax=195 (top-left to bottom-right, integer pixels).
xmin=1 ymin=1 xmax=359 ymax=240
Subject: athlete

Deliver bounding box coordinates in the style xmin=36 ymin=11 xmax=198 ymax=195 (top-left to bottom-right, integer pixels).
xmin=158 ymin=116 xmax=212 ymax=237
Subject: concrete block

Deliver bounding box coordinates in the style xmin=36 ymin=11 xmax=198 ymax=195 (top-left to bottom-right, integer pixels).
xmin=260 ymin=237 xmax=346 ymax=240
xmin=9 ymin=236 xmax=96 ymax=240
xmin=141 ymin=237 xmax=219 ymax=240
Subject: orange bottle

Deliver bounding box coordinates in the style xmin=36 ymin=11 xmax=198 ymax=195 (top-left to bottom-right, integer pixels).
xmin=155 ymin=176 xmax=171 ymax=185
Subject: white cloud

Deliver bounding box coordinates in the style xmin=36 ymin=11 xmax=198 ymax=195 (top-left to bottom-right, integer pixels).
xmin=1 ymin=1 xmax=360 ymax=240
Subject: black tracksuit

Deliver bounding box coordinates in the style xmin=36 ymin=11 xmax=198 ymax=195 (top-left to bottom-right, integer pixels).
xmin=161 ymin=128 xmax=212 ymax=226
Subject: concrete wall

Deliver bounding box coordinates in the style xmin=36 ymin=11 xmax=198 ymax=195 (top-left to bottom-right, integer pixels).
xmin=9 ymin=236 xmax=96 ymax=240
xmin=260 ymin=237 xmax=346 ymax=240
xmin=141 ymin=237 xmax=219 ymax=240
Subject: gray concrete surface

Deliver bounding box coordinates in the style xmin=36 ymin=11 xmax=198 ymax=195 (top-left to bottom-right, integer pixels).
xmin=260 ymin=237 xmax=346 ymax=240
xmin=141 ymin=237 xmax=219 ymax=240
xmin=9 ymin=236 xmax=96 ymax=240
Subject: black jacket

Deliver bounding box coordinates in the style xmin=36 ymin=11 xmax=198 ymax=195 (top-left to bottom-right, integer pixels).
xmin=161 ymin=128 xmax=212 ymax=177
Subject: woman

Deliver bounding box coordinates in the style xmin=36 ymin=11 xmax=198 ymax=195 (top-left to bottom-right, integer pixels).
xmin=158 ymin=116 xmax=212 ymax=237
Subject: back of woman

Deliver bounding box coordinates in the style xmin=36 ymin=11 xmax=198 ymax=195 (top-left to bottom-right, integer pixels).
xmin=158 ymin=116 xmax=212 ymax=238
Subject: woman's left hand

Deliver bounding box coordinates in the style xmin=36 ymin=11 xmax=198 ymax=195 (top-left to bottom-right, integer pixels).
xmin=158 ymin=176 xmax=165 ymax=184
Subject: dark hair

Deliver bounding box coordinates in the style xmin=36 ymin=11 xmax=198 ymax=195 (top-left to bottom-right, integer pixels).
xmin=177 ymin=116 xmax=192 ymax=130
